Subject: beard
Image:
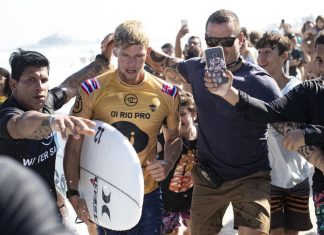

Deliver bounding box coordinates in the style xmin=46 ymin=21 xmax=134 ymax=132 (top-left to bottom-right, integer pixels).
xmin=185 ymin=47 xmax=202 ymax=59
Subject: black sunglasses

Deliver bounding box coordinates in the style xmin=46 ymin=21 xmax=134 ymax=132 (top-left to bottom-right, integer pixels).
xmin=205 ymin=33 xmax=240 ymax=47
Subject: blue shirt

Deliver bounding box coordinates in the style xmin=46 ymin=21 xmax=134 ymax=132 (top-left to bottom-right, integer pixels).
xmin=178 ymin=58 xmax=281 ymax=180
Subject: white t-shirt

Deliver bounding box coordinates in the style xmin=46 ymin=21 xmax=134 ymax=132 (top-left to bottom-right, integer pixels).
xmin=268 ymin=76 xmax=310 ymax=188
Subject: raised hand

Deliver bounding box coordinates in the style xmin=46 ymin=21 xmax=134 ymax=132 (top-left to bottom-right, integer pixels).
xmin=101 ymin=33 xmax=114 ymax=61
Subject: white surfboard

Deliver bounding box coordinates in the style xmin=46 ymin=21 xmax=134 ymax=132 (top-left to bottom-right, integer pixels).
xmin=79 ymin=120 xmax=144 ymax=231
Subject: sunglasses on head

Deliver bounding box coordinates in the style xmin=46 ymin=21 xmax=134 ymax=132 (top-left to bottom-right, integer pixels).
xmin=205 ymin=33 xmax=240 ymax=47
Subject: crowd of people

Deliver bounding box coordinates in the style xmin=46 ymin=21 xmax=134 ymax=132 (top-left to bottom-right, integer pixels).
xmin=0 ymin=8 xmax=324 ymax=235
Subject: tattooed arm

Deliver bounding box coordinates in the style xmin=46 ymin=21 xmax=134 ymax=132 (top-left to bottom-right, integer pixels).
xmin=271 ymin=122 xmax=324 ymax=172
xmin=59 ymin=58 xmax=112 ymax=103
xmin=298 ymin=145 xmax=324 ymax=172
xmin=7 ymin=111 xmax=95 ymax=140
xmin=270 ymin=122 xmax=304 ymax=137
xmin=146 ymin=48 xmax=187 ymax=83
xmin=59 ymin=34 xmax=114 ymax=103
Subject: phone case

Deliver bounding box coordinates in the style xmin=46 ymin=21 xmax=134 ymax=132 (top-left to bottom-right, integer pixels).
xmin=205 ymin=46 xmax=228 ymax=85
xmin=181 ymin=19 xmax=188 ymax=27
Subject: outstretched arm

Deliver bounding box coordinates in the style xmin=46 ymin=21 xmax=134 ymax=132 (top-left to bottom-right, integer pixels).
xmin=271 ymin=122 xmax=324 ymax=172
xmin=146 ymin=48 xmax=186 ymax=83
xmin=6 ymin=111 xmax=95 ymax=140
xmin=59 ymin=34 xmax=114 ymax=103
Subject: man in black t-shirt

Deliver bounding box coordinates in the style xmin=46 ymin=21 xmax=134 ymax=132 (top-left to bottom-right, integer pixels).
xmin=0 ymin=37 xmax=113 ymax=214
xmin=0 ymin=156 xmax=73 ymax=235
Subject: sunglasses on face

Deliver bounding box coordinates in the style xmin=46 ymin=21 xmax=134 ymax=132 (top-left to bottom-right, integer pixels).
xmin=205 ymin=33 xmax=240 ymax=47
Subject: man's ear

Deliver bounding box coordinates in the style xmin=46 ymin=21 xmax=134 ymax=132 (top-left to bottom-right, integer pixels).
xmin=238 ymin=32 xmax=245 ymax=47
xmin=9 ymin=78 xmax=17 ymax=92
xmin=192 ymin=111 xmax=198 ymax=121
xmin=146 ymin=47 xmax=152 ymax=58
xmin=113 ymin=47 xmax=118 ymax=57
xmin=282 ymin=51 xmax=289 ymax=61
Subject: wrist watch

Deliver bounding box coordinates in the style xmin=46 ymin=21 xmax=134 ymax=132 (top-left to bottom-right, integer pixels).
xmin=66 ymin=189 xmax=80 ymax=199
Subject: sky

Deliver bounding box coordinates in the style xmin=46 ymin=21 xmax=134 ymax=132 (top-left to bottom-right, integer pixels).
xmin=0 ymin=0 xmax=321 ymax=86
xmin=0 ymin=0 xmax=320 ymax=50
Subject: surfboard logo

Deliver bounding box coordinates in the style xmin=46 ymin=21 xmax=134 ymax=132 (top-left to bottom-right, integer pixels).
xmin=124 ymin=94 xmax=138 ymax=106
xmin=102 ymin=190 xmax=111 ymax=220
xmin=81 ymin=77 xmax=100 ymax=95
xmin=161 ymin=84 xmax=178 ymax=97
xmin=90 ymin=177 xmax=99 ymax=223
xmin=90 ymin=176 xmax=112 ymax=222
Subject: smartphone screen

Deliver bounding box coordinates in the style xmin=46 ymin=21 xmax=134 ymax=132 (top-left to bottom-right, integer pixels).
xmin=205 ymin=46 xmax=228 ymax=85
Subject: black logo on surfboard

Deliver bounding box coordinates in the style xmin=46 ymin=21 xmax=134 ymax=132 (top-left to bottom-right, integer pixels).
xmin=91 ymin=177 xmax=99 ymax=223
xmin=102 ymin=190 xmax=111 ymax=220
xmin=91 ymin=177 xmax=112 ymax=221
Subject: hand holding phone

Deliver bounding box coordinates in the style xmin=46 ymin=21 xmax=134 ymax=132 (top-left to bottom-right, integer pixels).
xmin=205 ymin=46 xmax=228 ymax=85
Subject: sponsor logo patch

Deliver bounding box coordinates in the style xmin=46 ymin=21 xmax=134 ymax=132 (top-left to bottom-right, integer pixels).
xmin=124 ymin=94 xmax=138 ymax=106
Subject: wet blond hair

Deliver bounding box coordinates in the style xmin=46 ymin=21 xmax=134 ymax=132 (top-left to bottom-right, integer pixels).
xmin=114 ymin=20 xmax=149 ymax=48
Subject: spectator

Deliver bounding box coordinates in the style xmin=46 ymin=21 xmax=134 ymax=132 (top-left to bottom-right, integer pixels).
xmin=0 ymin=67 xmax=11 ymax=104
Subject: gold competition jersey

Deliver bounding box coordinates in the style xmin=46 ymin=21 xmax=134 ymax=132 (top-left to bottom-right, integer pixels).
xmin=0 ymin=96 xmax=7 ymax=104
xmin=72 ymin=69 xmax=180 ymax=194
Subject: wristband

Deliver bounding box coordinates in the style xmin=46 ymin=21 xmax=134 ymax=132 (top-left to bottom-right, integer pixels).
xmin=66 ymin=189 xmax=80 ymax=199
xmin=95 ymin=54 xmax=109 ymax=65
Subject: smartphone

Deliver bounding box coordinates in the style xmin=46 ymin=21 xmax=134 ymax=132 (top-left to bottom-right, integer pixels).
xmin=205 ymin=46 xmax=228 ymax=85
xmin=181 ymin=19 xmax=188 ymax=27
